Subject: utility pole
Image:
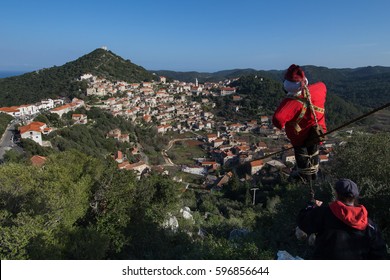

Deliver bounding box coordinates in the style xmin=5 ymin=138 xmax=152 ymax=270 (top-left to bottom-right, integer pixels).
xmin=251 ymin=188 xmax=259 ymax=205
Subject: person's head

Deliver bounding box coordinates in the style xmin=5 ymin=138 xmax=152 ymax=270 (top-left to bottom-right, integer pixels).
xmin=334 ymin=178 xmax=359 ymax=205
xmin=283 ymin=64 xmax=308 ymax=94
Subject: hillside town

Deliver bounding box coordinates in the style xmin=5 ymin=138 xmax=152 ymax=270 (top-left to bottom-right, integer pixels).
xmin=0 ymin=74 xmax=333 ymax=188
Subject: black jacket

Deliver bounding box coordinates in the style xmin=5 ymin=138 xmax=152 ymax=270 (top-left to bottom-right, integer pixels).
xmin=297 ymin=201 xmax=388 ymax=260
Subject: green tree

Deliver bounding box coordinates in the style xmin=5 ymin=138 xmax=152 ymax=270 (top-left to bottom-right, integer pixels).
xmin=121 ymin=173 xmax=182 ymax=259
xmin=20 ymin=138 xmax=53 ymax=157
xmin=93 ymin=163 xmax=138 ymax=257
xmin=327 ymin=132 xmax=390 ymax=240
xmin=0 ymin=150 xmax=103 ymax=259
xmin=34 ymin=112 xmax=64 ymax=128
xmin=3 ymin=149 xmax=25 ymax=163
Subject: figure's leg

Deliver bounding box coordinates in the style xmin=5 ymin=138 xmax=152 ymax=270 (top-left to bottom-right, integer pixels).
xmin=293 ymin=146 xmax=310 ymax=182
xmin=306 ymin=144 xmax=319 ymax=180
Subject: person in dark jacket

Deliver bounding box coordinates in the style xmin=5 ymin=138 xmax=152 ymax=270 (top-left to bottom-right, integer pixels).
xmin=297 ymin=178 xmax=388 ymax=259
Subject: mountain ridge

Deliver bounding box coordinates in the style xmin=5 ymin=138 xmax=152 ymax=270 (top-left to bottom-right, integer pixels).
xmin=0 ymin=48 xmax=154 ymax=106
xmin=1 ymin=48 xmax=390 ymax=109
xmin=153 ymin=65 xmax=390 ymax=83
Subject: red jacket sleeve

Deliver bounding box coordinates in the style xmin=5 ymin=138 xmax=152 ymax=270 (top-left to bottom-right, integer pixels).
xmin=272 ymin=99 xmax=303 ymax=129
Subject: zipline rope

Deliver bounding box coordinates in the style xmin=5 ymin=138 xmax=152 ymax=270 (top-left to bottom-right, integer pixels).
xmin=257 ymin=102 xmax=390 ymax=161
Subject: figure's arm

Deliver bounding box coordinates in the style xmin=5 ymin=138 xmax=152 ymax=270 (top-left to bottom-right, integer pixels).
xmin=272 ymin=99 xmax=302 ymax=129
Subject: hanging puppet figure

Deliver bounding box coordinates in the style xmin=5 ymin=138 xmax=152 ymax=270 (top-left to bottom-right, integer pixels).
xmin=272 ymin=64 xmax=327 ymax=183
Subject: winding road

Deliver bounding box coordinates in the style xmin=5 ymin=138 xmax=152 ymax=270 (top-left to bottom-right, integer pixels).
xmin=0 ymin=120 xmax=23 ymax=161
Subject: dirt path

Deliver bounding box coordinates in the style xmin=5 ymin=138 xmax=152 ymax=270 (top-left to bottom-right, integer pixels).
xmin=161 ymin=137 xmax=195 ymax=166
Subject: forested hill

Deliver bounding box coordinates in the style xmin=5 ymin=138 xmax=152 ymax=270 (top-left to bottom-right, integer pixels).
xmin=154 ymin=68 xmax=263 ymax=83
xmin=0 ymin=48 xmax=154 ymax=106
xmin=302 ymin=66 xmax=390 ymax=109
xmin=156 ymin=66 xmax=390 ymax=110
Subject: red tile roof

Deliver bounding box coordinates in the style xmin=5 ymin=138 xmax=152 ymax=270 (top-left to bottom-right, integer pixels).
xmin=19 ymin=121 xmax=46 ymax=134
xmin=250 ymin=160 xmax=264 ymax=167
xmin=30 ymin=155 xmax=47 ymax=167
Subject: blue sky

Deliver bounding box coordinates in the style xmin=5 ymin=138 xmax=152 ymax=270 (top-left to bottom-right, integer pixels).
xmin=1 ymin=0 xmax=390 ymax=72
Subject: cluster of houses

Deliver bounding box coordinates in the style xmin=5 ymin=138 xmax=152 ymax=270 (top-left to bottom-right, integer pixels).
xmin=0 ymin=98 xmax=64 ymax=117
xmin=0 ymin=97 xmax=85 ymax=119
xmin=81 ymin=74 xmax=240 ymax=133
xmin=1 ymin=73 xmax=333 ymax=185
xmin=178 ymin=127 xmax=332 ymax=188
xmin=1 ymin=97 xmax=86 ymax=148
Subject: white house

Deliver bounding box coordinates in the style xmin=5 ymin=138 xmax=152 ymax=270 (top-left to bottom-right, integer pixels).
xmin=142 ymin=82 xmax=152 ymax=88
xmin=118 ymin=161 xmax=150 ymax=179
xmin=157 ymin=124 xmax=172 ymax=134
xmin=50 ymin=98 xmax=84 ymax=117
xmin=72 ymin=114 xmax=88 ymax=124
xmin=250 ymin=160 xmax=264 ymax=175
xmin=50 ymin=104 xmax=72 ymax=117
xmin=282 ymin=150 xmax=296 ymax=165
xmin=19 ymin=121 xmax=49 ymax=146
xmin=38 ymin=99 xmax=55 ymax=110
xmin=220 ymin=87 xmax=236 ymax=96
xmin=0 ymin=106 xmax=21 ymax=117
xmin=0 ymin=103 xmax=40 ymax=117
xmin=80 ymin=73 xmax=93 ymax=80
xmin=18 ymin=104 xmax=39 ymax=116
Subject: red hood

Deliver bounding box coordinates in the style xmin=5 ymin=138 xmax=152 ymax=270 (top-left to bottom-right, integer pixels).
xmin=329 ymin=201 xmax=368 ymax=230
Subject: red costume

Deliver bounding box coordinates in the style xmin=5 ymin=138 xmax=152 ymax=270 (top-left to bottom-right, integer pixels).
xmin=272 ymin=82 xmax=327 ymax=146
xmin=273 ymin=64 xmax=327 ymax=182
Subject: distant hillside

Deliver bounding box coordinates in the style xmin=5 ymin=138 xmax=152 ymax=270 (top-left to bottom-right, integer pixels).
xmin=0 ymin=48 xmax=154 ymax=106
xmin=155 ymin=66 xmax=390 ymax=110
xmin=154 ymin=69 xmax=262 ymax=83
xmin=303 ymin=66 xmax=390 ymax=108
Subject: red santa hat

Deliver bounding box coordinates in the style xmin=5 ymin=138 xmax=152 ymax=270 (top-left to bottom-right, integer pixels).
xmin=283 ymin=64 xmax=308 ymax=93
xmin=284 ymin=64 xmax=306 ymax=82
